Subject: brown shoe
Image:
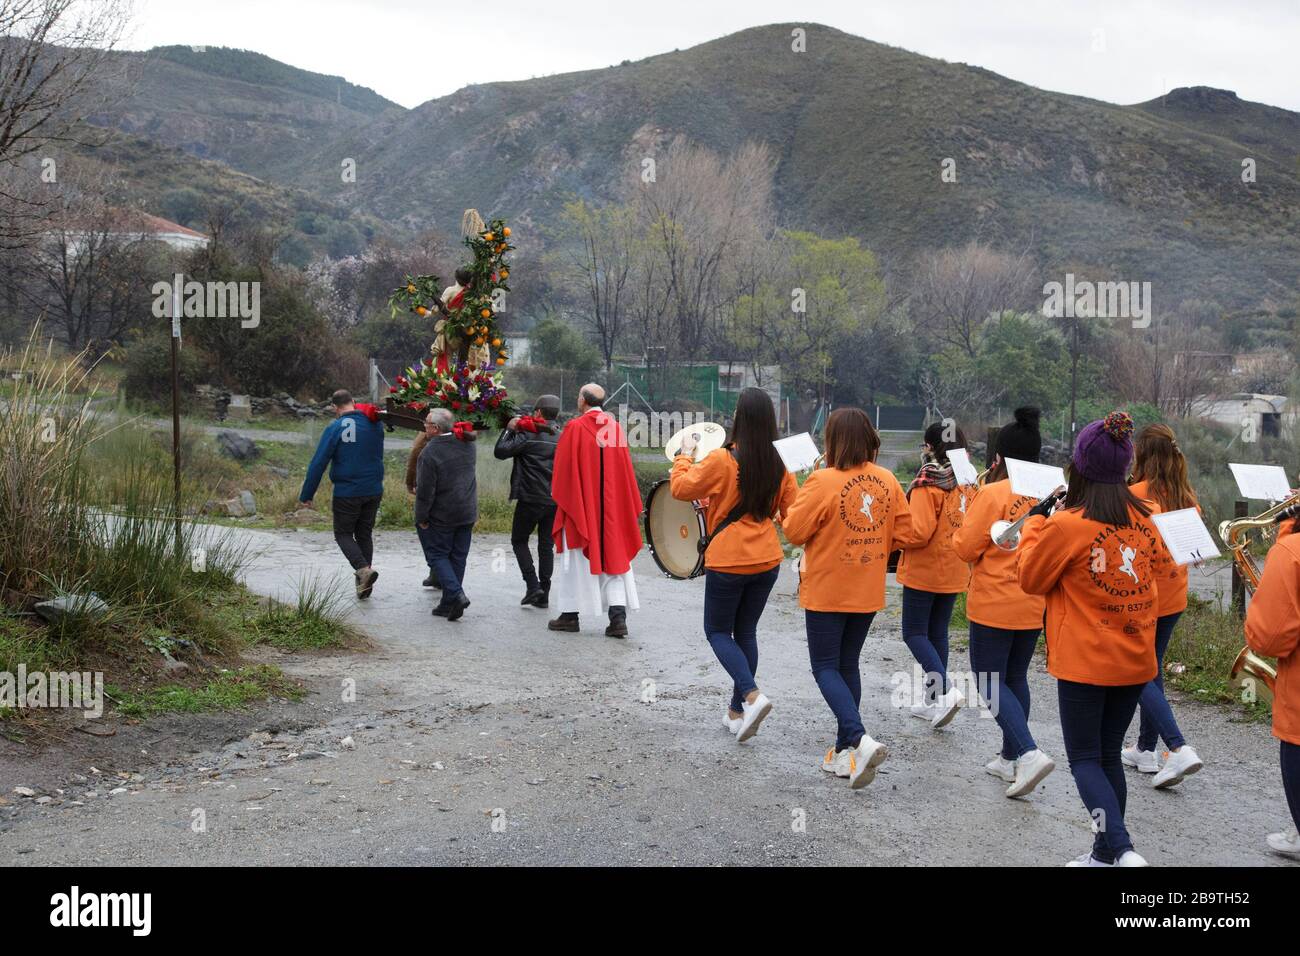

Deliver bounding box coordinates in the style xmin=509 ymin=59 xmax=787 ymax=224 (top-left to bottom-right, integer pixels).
xmin=604 ymin=621 xmax=628 ymax=638
xmin=548 ymin=614 xmax=579 ymax=632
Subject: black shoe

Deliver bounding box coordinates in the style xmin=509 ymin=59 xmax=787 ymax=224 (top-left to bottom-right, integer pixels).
xmin=548 ymin=613 xmax=579 ymax=632
xmin=431 ymin=604 xmax=450 ymax=617
xmin=446 ymin=595 xmax=471 ymax=622
xmin=605 ymin=606 xmax=627 ymax=638
xmin=521 ymin=587 xmax=546 ymax=607
xmin=422 ymin=573 xmax=441 ymax=589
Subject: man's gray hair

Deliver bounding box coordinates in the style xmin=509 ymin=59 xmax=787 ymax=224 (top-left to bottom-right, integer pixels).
xmin=427 ymin=407 xmax=455 ymax=432
xmin=580 ymin=383 xmax=606 ymax=408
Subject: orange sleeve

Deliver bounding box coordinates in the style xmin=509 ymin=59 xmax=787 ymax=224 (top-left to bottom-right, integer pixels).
xmin=889 ymin=478 xmax=922 ymax=549
xmin=1278 ymin=518 xmax=1298 ymax=543
xmin=669 ymin=450 xmax=725 ymax=501
xmin=899 ymin=485 xmax=940 ymax=551
xmin=783 ymin=473 xmax=830 ymax=547
xmin=952 ymin=484 xmax=999 ymax=563
xmin=1245 ymin=540 xmax=1300 ymax=660
xmin=1016 ymin=514 xmax=1071 ymax=595
xmin=775 ymin=470 xmax=799 ymax=521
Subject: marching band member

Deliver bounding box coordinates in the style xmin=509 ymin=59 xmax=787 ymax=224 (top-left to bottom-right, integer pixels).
xmin=1244 ymin=503 xmax=1300 ymax=858
xmin=783 ymin=407 xmax=920 ymax=788
xmin=670 ymin=388 xmax=798 ymax=743
xmin=951 ymin=406 xmax=1057 ymax=797
xmin=1018 ymin=412 xmax=1169 ymax=867
xmin=1124 ymin=424 xmax=1205 ymax=788
xmin=896 ymin=421 xmax=971 ymax=729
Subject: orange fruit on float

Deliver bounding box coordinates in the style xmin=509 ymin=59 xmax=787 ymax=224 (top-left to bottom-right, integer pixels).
xmin=500 ymin=270 xmax=508 ymax=279
xmin=415 ymin=305 xmax=428 ymax=316
xmin=502 ymin=227 xmax=511 ymax=237
xmin=496 ymin=358 xmax=505 ymax=366
xmin=484 ymin=232 xmax=494 ymax=241
xmin=492 ymin=338 xmax=502 ymax=347
xmin=480 ymin=308 xmax=491 ymax=319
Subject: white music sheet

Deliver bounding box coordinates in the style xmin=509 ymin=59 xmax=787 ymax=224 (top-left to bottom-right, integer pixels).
xmin=774 ymin=432 xmax=821 ymax=472
xmin=946 ymin=447 xmax=980 ymax=486
xmin=1005 ymin=457 xmax=1067 ymax=500
xmin=1150 ymin=508 xmax=1220 ymax=566
xmin=1228 ymin=463 xmax=1291 ymax=503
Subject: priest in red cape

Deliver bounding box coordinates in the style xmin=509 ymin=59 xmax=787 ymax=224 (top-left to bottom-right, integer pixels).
xmin=548 ymin=383 xmax=644 ymax=638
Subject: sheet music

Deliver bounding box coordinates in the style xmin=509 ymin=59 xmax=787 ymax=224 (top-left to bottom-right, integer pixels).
xmin=1150 ymin=507 xmax=1220 ymax=566
xmin=773 ymin=432 xmax=820 ymax=472
xmin=946 ymin=447 xmax=979 ymax=486
xmin=1005 ymin=457 xmax=1067 ymax=500
xmin=1228 ymin=462 xmax=1291 ymax=502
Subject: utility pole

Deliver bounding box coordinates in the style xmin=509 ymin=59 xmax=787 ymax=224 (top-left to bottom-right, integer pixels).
xmin=170 ymin=278 xmax=183 ymax=558
xmin=1068 ymin=316 xmax=1079 ymax=453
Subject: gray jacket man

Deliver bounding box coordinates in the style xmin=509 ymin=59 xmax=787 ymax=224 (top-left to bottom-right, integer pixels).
xmin=415 ymin=408 xmax=478 ymax=621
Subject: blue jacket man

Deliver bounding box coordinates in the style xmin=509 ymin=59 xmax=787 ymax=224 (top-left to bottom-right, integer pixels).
xmin=299 ymin=389 xmax=386 ymax=598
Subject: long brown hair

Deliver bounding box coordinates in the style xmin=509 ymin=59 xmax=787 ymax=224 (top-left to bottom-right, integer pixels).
xmin=824 ymin=407 xmax=881 ymax=470
xmin=1130 ymin=423 xmax=1196 ymax=511
xmin=1062 ymin=466 xmax=1150 ymax=526
xmin=731 ymin=387 xmax=785 ymax=521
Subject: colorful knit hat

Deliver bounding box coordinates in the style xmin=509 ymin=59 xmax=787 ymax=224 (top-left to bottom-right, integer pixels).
xmin=1073 ymin=411 xmax=1135 ymax=484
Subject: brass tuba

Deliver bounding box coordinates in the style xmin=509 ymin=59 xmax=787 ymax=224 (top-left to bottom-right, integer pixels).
xmin=1218 ymin=493 xmax=1300 ymax=693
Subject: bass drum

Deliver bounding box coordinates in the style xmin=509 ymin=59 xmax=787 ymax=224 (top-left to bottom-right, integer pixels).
xmin=644 ymin=479 xmax=706 ymax=580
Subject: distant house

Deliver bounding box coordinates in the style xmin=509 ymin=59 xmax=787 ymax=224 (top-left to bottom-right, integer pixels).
xmin=48 ymin=209 xmax=209 ymax=255
xmin=1191 ymin=392 xmax=1291 ymax=438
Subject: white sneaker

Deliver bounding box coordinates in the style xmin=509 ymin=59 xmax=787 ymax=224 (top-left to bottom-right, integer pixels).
xmin=821 ymin=747 xmax=852 ymax=778
xmin=1066 ymin=852 xmax=1114 ymax=867
xmin=1266 ymin=828 xmax=1300 ymax=856
xmin=1005 ymin=749 xmax=1056 ymax=798
xmin=985 ymin=755 xmax=1016 ymax=783
xmin=847 ymin=734 xmax=888 ymax=790
xmin=930 ymin=687 xmax=964 ymax=728
xmin=1121 ymin=745 xmax=1160 ymax=773
xmin=723 ymin=713 xmax=742 ymax=735
xmin=910 ymin=701 xmax=934 ymax=720
xmin=1152 ymin=745 xmax=1203 ymax=789
xmin=736 ymin=694 xmax=772 ymax=743
xmin=1115 ymin=850 xmax=1149 ymax=867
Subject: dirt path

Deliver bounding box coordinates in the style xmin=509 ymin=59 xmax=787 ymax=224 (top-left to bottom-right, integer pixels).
xmin=0 ymin=527 xmax=1288 ymax=866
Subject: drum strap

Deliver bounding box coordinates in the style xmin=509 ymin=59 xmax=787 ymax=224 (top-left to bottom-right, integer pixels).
xmin=697 ymin=505 xmax=747 ymax=557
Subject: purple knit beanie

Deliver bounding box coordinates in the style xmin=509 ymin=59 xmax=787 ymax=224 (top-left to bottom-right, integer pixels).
xmin=1073 ymin=411 xmax=1135 ymax=484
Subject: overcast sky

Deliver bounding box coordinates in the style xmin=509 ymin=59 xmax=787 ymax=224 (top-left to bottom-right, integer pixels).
xmin=123 ymin=0 xmax=1300 ymax=111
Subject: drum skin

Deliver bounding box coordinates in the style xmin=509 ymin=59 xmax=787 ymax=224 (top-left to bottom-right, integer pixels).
xmin=644 ymin=480 xmax=706 ymax=580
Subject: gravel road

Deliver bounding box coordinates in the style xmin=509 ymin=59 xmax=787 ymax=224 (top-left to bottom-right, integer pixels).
xmin=0 ymin=527 xmax=1288 ymax=866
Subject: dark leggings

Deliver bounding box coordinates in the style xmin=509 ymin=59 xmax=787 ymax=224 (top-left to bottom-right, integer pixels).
xmin=805 ymin=611 xmax=876 ymax=751
xmin=703 ymin=567 xmax=779 ymax=713
xmin=332 ymin=494 xmax=381 ymax=570
xmin=1058 ymin=679 xmax=1145 ymax=863
xmin=1134 ymin=612 xmax=1186 ymax=752
xmin=968 ymin=621 xmax=1040 ymax=760
xmin=901 ymin=586 xmax=958 ymax=702
xmin=1283 ymin=741 xmax=1300 ymax=834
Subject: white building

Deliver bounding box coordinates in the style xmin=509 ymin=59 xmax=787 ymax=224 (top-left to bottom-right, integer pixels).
xmin=50 ymin=210 xmax=209 ymax=255
xmin=1191 ymin=392 xmax=1292 ymax=438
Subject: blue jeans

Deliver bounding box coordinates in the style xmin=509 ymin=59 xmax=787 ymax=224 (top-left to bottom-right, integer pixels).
xmin=968 ymin=621 xmax=1040 ymax=760
xmin=1058 ymin=679 xmax=1144 ymax=863
xmin=428 ymin=523 xmax=473 ymax=604
xmin=416 ymin=522 xmax=439 ymax=572
xmin=805 ymin=610 xmax=876 ymax=751
xmin=902 ymin=587 xmax=958 ymax=703
xmin=1135 ymin=612 xmax=1186 ymax=752
xmin=704 ymin=567 xmax=779 ymax=713
xmin=1283 ymin=741 xmax=1300 ymax=834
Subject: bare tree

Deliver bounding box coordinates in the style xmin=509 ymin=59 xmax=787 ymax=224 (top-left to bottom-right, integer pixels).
xmin=548 ymin=199 xmax=635 ymax=375
xmin=0 ymin=0 xmax=132 ymax=247
xmin=912 ymin=240 xmax=1039 ymax=357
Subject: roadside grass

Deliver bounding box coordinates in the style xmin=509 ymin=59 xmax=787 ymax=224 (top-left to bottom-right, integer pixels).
xmin=107 ymin=665 xmax=304 ymax=718
xmin=240 ymin=574 xmax=357 ymax=651
xmin=0 ymin=333 xmax=353 ymax=725
xmin=1165 ymin=594 xmax=1273 ymax=721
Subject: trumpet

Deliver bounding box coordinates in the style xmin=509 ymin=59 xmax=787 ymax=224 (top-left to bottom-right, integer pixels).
xmin=974 ymin=465 xmax=992 ymax=486
xmin=990 ymin=489 xmax=1065 ymax=551
xmin=1218 ymin=493 xmax=1299 ymax=695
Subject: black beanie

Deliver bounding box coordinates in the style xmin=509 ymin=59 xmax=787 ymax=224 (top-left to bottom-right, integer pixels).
xmin=996 ymin=406 xmax=1042 ymax=463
